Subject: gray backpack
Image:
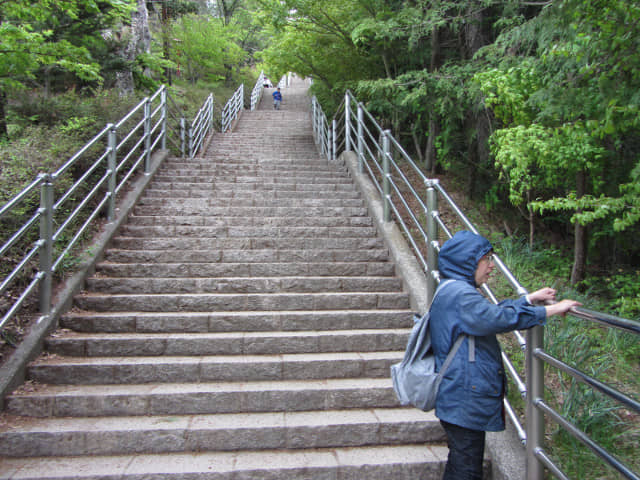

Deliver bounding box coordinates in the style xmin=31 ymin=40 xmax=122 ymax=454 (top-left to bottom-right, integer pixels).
xmin=390 ymin=280 xmax=469 ymax=411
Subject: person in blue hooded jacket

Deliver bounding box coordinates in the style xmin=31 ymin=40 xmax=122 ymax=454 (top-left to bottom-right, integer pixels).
xmin=430 ymin=230 xmax=580 ymax=480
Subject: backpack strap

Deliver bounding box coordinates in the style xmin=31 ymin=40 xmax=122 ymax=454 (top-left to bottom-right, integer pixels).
xmin=432 ymin=278 xmax=476 ymax=367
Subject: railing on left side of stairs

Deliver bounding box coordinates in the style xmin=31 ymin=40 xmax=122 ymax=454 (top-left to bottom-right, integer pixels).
xmin=311 ymin=90 xmax=640 ymax=480
xmin=0 ymin=84 xmax=219 ymax=339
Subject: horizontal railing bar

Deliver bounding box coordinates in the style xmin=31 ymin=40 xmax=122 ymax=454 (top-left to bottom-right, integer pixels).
xmin=502 ymin=351 xmax=526 ymax=396
xmin=0 ymin=211 xmax=41 ymax=258
xmin=117 ymin=117 xmax=145 ymax=151
xmin=115 ymin=151 xmax=146 ymax=195
xmin=504 ymin=399 xmax=527 ymax=444
xmin=52 ymin=193 xmax=110 ymax=273
xmin=0 ymin=273 xmax=43 ymax=330
xmin=533 ymin=449 xmax=570 ymax=480
xmin=535 ymin=400 xmax=640 ymax=480
xmin=52 ymin=172 xmax=110 ymax=244
xmin=53 ymin=126 xmax=110 ymax=181
xmin=0 ymin=176 xmax=44 ymax=219
xmin=0 ymin=242 xmax=41 ymax=296
xmin=116 ymin=136 xmax=145 ymax=173
xmin=115 ymin=97 xmax=147 ymax=130
xmin=535 ymin=349 xmax=640 ymax=413
xmin=53 ymin=152 xmax=108 ymax=211
xmin=570 ymin=307 xmax=640 ymax=335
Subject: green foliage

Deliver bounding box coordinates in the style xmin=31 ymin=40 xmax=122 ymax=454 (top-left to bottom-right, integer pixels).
xmin=171 ymin=14 xmax=246 ymax=84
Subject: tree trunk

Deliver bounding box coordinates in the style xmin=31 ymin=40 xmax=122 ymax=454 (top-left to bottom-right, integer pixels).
xmin=0 ymin=90 xmax=8 ymax=141
xmin=425 ymin=25 xmax=440 ymax=174
xmin=115 ymin=0 xmax=151 ymax=96
xmin=571 ymin=169 xmax=588 ymax=285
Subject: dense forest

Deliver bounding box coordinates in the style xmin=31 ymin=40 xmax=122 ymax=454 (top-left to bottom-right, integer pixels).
xmin=1 ymin=0 xmax=639 ymax=318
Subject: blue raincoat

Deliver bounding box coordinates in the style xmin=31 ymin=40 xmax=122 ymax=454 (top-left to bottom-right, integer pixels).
xmin=430 ymin=231 xmax=546 ymax=431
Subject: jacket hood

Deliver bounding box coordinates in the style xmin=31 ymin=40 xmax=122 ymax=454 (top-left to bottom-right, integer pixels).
xmin=438 ymin=230 xmax=492 ymax=285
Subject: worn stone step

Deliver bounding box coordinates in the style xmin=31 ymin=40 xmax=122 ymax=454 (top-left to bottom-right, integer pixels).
xmin=0 ymin=444 xmax=448 ymax=479
xmin=0 ymin=408 xmax=442 ymax=457
xmin=4 ymin=378 xmax=400 ymax=417
xmin=142 ymin=189 xmax=360 ymax=200
xmin=125 ymin=214 xmax=370 ymax=227
xmin=107 ymin=235 xmax=386 ymax=249
xmin=59 ymin=309 xmax=413 ymax=334
xmin=26 ymin=351 xmax=402 ymax=385
xmin=116 ymin=225 xmax=377 ymax=239
xmin=135 ymin=197 xmax=364 ymax=208
xmin=84 ymin=276 xmax=404 ymax=295
xmin=44 ymin=329 xmax=409 ymax=357
xmin=73 ymin=292 xmax=410 ymax=313
xmin=95 ymin=261 xmax=395 ymax=278
xmin=131 ymin=205 xmax=369 ymax=217
xmin=103 ymin=248 xmax=390 ymax=264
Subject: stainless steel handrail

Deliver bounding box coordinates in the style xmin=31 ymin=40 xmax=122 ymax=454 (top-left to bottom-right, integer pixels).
xmin=0 ymin=84 xmax=217 ymax=334
xmin=311 ymin=90 xmax=640 ymax=480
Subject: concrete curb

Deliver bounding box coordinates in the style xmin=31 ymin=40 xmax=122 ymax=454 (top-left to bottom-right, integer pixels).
xmin=340 ymin=150 xmax=526 ymax=480
xmin=0 ymin=149 xmax=169 ymax=409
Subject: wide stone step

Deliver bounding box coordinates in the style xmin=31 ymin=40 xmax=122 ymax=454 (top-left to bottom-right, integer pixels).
xmin=132 ymin=205 xmax=369 ymax=217
xmin=60 ymin=309 xmax=413 ymax=334
xmin=142 ymin=188 xmax=360 ymax=200
xmin=0 ymin=408 xmax=442 ymax=457
xmin=4 ymin=378 xmax=400 ymax=417
xmin=154 ymin=171 xmax=352 ymax=181
xmin=95 ymin=261 xmax=395 ymax=278
xmin=135 ymin=197 xmax=364 ymax=208
xmin=44 ymin=329 xmax=409 ymax=357
xmin=117 ymin=225 xmax=376 ymax=239
xmin=0 ymin=444 xmax=447 ymax=479
xmin=26 ymin=351 xmax=402 ymax=385
xmin=125 ymin=214 xmax=370 ymax=227
xmin=73 ymin=292 xmax=410 ymax=313
xmin=104 ymin=248 xmax=390 ymax=264
xmin=83 ymin=276 xmax=404 ymax=294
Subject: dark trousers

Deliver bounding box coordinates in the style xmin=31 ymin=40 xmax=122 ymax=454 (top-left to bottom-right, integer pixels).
xmin=441 ymin=420 xmax=486 ymax=480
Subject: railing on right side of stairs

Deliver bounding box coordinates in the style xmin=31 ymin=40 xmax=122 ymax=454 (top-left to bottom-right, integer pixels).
xmin=311 ymin=92 xmax=640 ymax=480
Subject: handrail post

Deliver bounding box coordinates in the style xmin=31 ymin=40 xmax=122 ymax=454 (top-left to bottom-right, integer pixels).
xmin=425 ymin=179 xmax=439 ymax=303
xmin=526 ymin=326 xmax=545 ymax=480
xmin=312 ymin=98 xmax=317 ymax=141
xmin=209 ymin=94 xmax=214 ymax=135
xmin=332 ymin=119 xmax=337 ymax=161
xmin=107 ymin=124 xmax=117 ymax=222
xmin=188 ymin=127 xmax=194 ymax=159
xmin=38 ymin=174 xmax=54 ymax=317
xmin=161 ymin=87 xmax=167 ymax=151
xmin=180 ymin=117 xmax=186 ymax=158
xmin=144 ymin=97 xmax=151 ymax=174
xmin=345 ymin=93 xmax=351 ymax=152
xmin=357 ymin=103 xmax=364 ymax=174
xmin=382 ymin=130 xmax=392 ymax=222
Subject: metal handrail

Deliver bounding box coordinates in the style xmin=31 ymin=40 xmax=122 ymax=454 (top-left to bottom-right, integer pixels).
xmin=311 ymin=90 xmax=640 ymax=480
xmin=251 ymin=71 xmax=266 ymax=111
xmin=0 ymin=84 xmax=218 ymax=334
xmin=222 ymin=84 xmax=244 ymax=133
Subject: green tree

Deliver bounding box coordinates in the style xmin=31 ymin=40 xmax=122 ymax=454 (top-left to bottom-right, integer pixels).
xmin=0 ymin=0 xmax=133 ymax=139
xmin=477 ymin=0 xmax=640 ymax=284
xmin=170 ymin=14 xmax=245 ymax=84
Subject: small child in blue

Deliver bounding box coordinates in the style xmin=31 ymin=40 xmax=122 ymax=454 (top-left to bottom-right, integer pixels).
xmin=272 ymin=88 xmax=282 ymax=110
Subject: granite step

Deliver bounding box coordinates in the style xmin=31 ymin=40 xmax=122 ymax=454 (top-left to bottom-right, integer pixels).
xmin=0 ymin=408 xmax=443 ymax=457
xmin=0 ymin=444 xmax=447 ymax=479
xmin=59 ymin=309 xmax=413 ymax=334
xmin=25 ymin=351 xmax=402 ymax=385
xmin=4 ymin=378 xmax=401 ymax=417
xmin=72 ymin=292 xmax=411 ymax=313
xmin=83 ymin=276 xmax=404 ymax=295
xmin=94 ymin=261 xmax=395 ymax=278
xmin=43 ymin=329 xmax=408 ymax=357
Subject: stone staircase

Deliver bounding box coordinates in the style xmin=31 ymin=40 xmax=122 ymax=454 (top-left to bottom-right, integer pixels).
xmin=0 ymin=79 xmax=448 ymax=479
